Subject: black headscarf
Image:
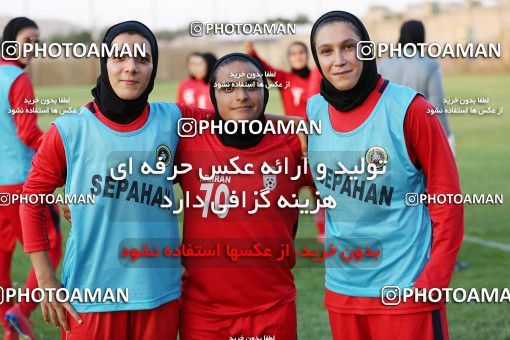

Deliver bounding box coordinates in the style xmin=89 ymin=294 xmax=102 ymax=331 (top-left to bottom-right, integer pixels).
xmin=91 ymin=21 xmax=158 ymax=124
xmin=310 ymin=11 xmax=379 ymax=112
xmin=2 ymin=17 xmax=38 ymax=67
xmin=209 ymin=53 xmax=268 ymax=149
xmin=288 ymin=42 xmax=310 ymax=78
xmin=398 ymin=20 xmax=425 ymax=46
xmin=202 ymin=52 xmax=217 ymax=83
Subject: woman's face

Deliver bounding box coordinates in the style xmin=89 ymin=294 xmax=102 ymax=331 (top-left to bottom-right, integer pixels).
xmin=288 ymin=43 xmax=308 ymax=70
xmin=213 ymin=61 xmax=264 ymax=121
xmin=16 ymin=27 xmax=40 ymax=66
xmin=107 ymin=33 xmax=153 ymax=100
xmin=187 ymin=55 xmax=207 ymax=80
xmin=314 ymin=21 xmax=363 ymax=91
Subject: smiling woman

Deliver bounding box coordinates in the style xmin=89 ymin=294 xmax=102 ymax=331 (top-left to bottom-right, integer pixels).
xmin=313 ymin=21 xmax=362 ymax=91
xmin=211 ymin=58 xmax=265 ymax=121
xmin=306 ymin=10 xmax=463 ymax=340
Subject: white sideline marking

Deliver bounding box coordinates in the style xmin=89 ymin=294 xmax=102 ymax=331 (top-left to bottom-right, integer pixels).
xmin=464 ymin=235 xmax=510 ymax=252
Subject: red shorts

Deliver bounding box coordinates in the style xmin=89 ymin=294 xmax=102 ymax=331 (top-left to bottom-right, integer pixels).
xmin=0 ymin=183 xmax=61 ymax=252
xmin=179 ymin=301 xmax=297 ymax=340
xmin=328 ymin=304 xmax=449 ymax=340
xmin=61 ymin=299 xmax=179 ymax=340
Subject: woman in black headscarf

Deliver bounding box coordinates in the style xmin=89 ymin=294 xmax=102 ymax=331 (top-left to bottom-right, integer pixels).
xmin=310 ymin=11 xmax=379 ymax=112
xmin=21 ymin=21 xmax=183 ymax=340
xmin=188 ymin=51 xmax=217 ymax=109
xmin=176 ymin=52 xmax=202 ymax=97
xmin=90 ymin=20 xmax=158 ymax=124
xmin=201 ymin=52 xmax=217 ymax=83
xmin=177 ymin=53 xmax=306 ymax=339
xmin=307 ymin=11 xmax=462 ymax=340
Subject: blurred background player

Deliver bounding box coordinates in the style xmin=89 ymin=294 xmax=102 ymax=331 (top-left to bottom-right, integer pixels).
xmin=0 ymin=17 xmax=62 ymax=340
xmin=176 ymin=52 xmax=205 ymax=105
xmin=246 ymin=41 xmax=326 ymax=243
xmin=176 ymin=51 xmax=217 ymax=109
xmin=378 ymin=20 xmax=456 ymax=155
xmin=307 ymin=11 xmax=463 ymax=339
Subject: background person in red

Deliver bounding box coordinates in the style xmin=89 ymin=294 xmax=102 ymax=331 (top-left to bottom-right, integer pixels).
xmin=246 ymin=40 xmax=326 ymax=243
xmin=0 ymin=17 xmax=62 ymax=340
xmin=176 ymin=53 xmax=312 ymax=340
xmin=175 ymin=52 xmax=205 ymax=106
xmin=175 ymin=52 xmax=216 ymax=109
xmin=20 ymin=21 xmax=185 ymax=339
xmin=245 ymin=40 xmax=311 ymax=119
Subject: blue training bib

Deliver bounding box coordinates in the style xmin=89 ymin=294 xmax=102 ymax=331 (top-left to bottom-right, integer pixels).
xmin=307 ymin=82 xmax=431 ymax=297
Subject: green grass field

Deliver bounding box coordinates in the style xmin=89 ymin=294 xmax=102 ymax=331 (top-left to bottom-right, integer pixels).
xmin=6 ymin=73 xmax=510 ymax=339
